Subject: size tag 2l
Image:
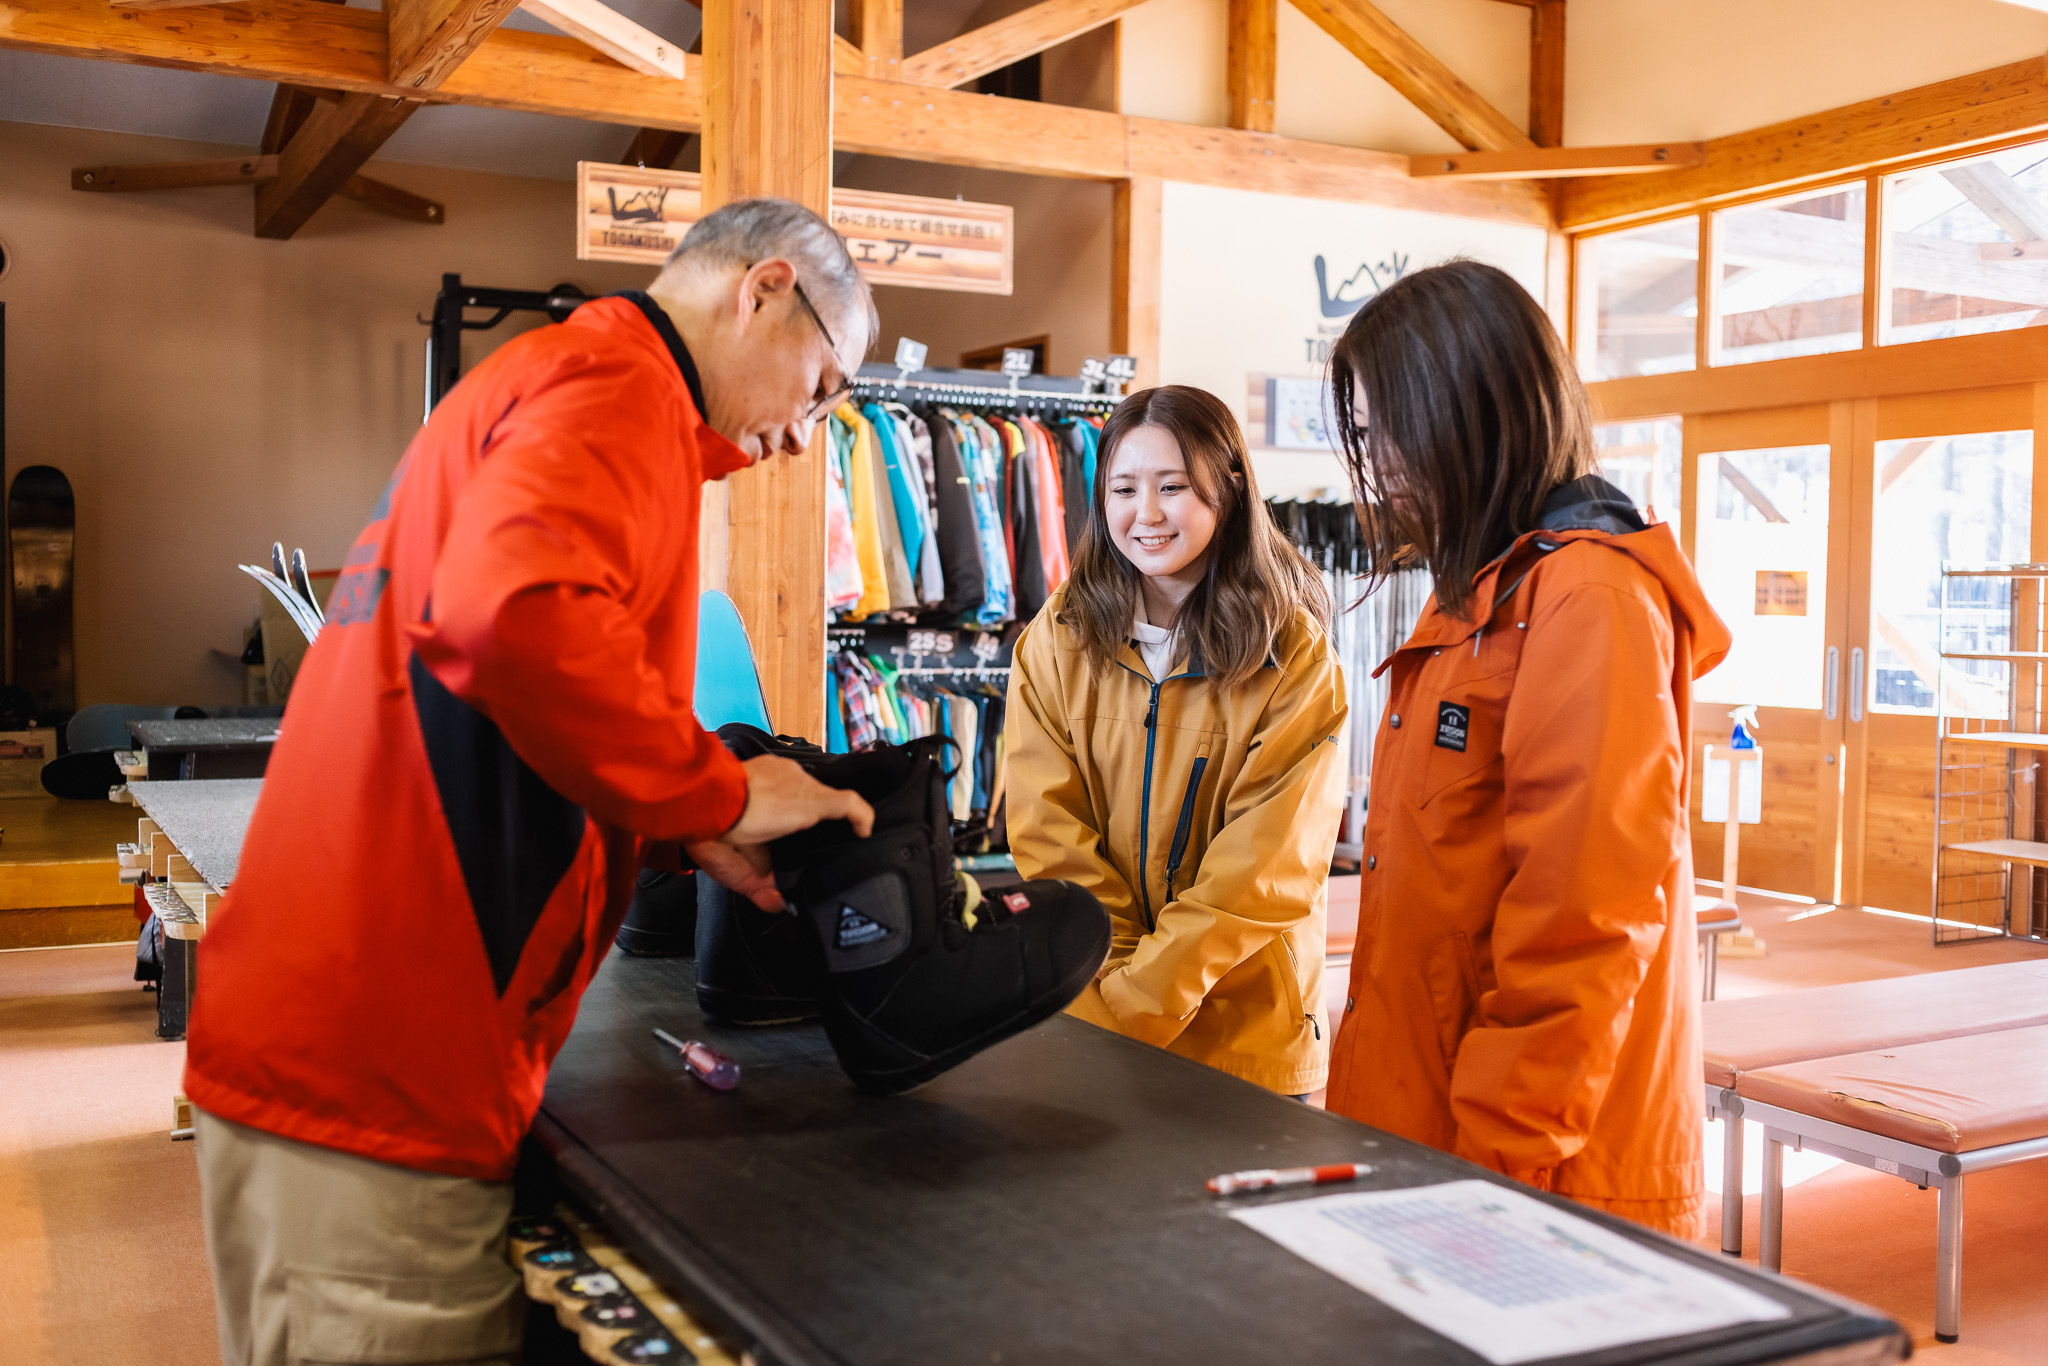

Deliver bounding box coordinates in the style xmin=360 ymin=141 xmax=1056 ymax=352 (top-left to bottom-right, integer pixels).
xmin=1435 ymin=701 xmax=1470 ymax=752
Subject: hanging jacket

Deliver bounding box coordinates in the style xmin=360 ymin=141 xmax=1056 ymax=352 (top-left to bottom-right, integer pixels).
xmin=1324 ymin=476 xmax=1732 ymax=1239
xmin=959 ymin=414 xmax=1015 ymax=626
xmin=922 ymin=409 xmax=987 ymax=625
xmin=823 ymin=417 xmax=865 ymax=613
xmin=1006 ymin=420 xmax=1049 ymax=621
xmin=1057 ymin=421 xmax=1091 ymax=554
xmin=1006 ymin=590 xmax=1349 ymax=1094
xmin=185 ymin=293 xmax=750 ymax=1180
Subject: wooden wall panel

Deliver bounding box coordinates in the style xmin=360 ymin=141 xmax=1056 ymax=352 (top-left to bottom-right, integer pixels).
xmin=1861 ymin=732 xmax=1939 ymax=915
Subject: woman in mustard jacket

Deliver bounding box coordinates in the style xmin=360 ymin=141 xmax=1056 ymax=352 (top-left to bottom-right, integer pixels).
xmin=1005 ymin=385 xmax=1349 ymax=1096
xmin=1322 ymin=261 xmax=1731 ymax=1237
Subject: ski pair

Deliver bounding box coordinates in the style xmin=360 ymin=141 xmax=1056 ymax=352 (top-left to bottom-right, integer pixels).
xmin=695 ymin=724 xmax=1112 ymax=1094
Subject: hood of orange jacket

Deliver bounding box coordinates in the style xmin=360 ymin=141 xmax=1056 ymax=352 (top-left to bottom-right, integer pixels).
xmin=1328 ymin=475 xmax=1730 ymax=1238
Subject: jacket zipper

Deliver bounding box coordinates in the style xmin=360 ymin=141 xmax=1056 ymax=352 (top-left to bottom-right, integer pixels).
xmin=1136 ymin=677 xmax=1162 ymax=928
xmin=1162 ymin=756 xmax=1209 ymax=904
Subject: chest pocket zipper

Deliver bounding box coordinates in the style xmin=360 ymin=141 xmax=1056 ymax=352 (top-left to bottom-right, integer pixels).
xmin=1161 ymin=756 xmax=1209 ymax=907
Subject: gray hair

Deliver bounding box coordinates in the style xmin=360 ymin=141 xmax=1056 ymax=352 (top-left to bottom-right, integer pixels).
xmin=664 ymin=197 xmax=878 ymax=357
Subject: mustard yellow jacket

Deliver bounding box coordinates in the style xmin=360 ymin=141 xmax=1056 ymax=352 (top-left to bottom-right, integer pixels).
xmin=1005 ymin=589 xmax=1349 ymax=1093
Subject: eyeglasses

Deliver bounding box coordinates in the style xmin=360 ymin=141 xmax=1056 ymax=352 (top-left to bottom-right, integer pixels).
xmin=792 ymin=279 xmax=855 ymax=420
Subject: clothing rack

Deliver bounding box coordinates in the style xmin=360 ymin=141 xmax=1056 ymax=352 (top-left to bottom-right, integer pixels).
xmin=849 ymin=362 xmax=1120 ymax=417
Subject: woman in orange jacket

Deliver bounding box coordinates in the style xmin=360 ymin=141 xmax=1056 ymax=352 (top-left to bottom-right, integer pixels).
xmin=1322 ymin=261 xmax=1731 ymax=1238
xmin=1006 ymin=386 xmax=1349 ymax=1097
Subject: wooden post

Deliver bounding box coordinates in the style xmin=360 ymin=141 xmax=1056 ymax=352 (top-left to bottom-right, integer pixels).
xmin=1226 ymin=0 xmax=1276 ymax=133
xmin=1112 ymin=176 xmax=1163 ymax=390
xmin=1528 ymin=0 xmax=1564 ymax=149
xmin=701 ymin=0 xmax=834 ymax=741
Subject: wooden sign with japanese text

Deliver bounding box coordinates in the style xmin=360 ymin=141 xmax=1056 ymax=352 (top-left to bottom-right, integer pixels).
xmin=576 ymin=163 xmax=1013 ymax=296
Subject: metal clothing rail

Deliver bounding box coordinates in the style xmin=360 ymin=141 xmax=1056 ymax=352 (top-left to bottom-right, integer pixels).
xmin=848 ymin=362 xmax=1119 ymax=415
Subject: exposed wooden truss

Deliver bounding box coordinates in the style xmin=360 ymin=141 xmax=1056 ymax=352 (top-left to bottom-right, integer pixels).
xmin=388 ymin=0 xmax=523 ymax=90
xmin=1285 ymin=0 xmax=1533 ymax=151
xmin=1561 ymin=55 xmax=2048 ymax=231
xmin=518 ymin=0 xmax=688 ymax=79
xmin=1528 ymin=0 xmax=1563 ymax=147
xmin=848 ymin=0 xmax=902 ymax=75
xmin=0 ymin=0 xmax=1550 ymax=223
xmin=1226 ymin=0 xmax=1277 ymax=134
xmin=898 ymin=0 xmax=1150 ymax=90
xmin=1412 ymin=142 xmax=1702 ymax=180
xmin=73 ymin=153 xmax=444 ymax=223
xmin=256 ymin=91 xmax=424 ymax=237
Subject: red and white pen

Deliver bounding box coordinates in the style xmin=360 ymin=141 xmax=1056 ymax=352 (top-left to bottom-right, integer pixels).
xmin=1206 ymin=1162 xmax=1373 ymax=1196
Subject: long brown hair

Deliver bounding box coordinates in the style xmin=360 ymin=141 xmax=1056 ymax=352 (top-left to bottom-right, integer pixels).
xmin=1329 ymin=259 xmax=1592 ymax=620
xmin=1056 ymin=385 xmax=1329 ymax=689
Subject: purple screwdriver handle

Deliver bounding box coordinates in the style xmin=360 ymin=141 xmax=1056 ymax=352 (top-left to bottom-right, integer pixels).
xmin=653 ymin=1028 xmax=741 ymax=1091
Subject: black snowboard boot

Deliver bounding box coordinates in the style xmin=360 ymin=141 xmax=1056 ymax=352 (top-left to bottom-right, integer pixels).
xmin=771 ymin=737 xmax=1112 ymax=1093
xmin=614 ymin=869 xmax=697 ymax=957
xmin=692 ymin=725 xmax=833 ymax=1024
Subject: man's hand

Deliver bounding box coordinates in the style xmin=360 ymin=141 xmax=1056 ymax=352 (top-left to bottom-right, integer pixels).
xmin=686 ymin=837 xmax=783 ymax=911
xmin=687 ymin=755 xmax=874 ymax=911
xmin=724 ymin=754 xmax=874 ymax=844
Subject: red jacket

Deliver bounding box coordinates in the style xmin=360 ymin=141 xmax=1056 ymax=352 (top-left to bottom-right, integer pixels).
xmin=1326 ymin=512 xmax=1730 ymax=1238
xmin=186 ymin=294 xmax=750 ymax=1180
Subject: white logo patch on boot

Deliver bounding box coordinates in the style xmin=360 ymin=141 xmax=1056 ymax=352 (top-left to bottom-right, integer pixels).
xmin=836 ymin=905 xmax=892 ymax=949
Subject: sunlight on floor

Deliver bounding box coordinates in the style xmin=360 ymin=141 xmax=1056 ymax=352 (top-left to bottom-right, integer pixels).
xmin=1704 ymin=1117 xmax=1841 ymax=1195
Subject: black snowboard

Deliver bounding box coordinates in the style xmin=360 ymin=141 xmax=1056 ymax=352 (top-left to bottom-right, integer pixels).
xmin=10 ymin=465 xmax=76 ymax=720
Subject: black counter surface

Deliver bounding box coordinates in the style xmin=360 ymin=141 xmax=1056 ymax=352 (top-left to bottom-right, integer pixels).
xmin=536 ymin=955 xmax=1903 ymax=1366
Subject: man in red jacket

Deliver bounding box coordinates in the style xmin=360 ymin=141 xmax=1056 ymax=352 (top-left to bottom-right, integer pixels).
xmin=185 ymin=199 xmax=876 ymax=1365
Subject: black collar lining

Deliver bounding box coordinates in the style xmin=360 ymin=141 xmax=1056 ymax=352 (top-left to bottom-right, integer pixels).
xmin=613 ymin=290 xmax=708 ymax=417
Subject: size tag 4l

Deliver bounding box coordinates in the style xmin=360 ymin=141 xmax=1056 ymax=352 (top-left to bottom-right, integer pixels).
xmin=1435 ymin=702 xmax=1470 ymax=752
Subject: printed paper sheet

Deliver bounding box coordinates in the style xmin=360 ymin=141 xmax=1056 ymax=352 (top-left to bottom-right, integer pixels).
xmin=1231 ymin=1180 xmax=1790 ymax=1363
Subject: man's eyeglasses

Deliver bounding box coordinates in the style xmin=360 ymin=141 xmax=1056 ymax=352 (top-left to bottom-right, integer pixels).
xmin=792 ymin=279 xmax=854 ymax=420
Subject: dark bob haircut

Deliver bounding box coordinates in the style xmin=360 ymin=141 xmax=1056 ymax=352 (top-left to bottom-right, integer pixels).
xmin=1329 ymin=259 xmax=1593 ymax=621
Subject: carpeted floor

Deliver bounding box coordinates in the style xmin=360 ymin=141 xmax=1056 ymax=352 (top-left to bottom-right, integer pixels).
xmin=1 ymin=901 xmax=2043 ymax=1363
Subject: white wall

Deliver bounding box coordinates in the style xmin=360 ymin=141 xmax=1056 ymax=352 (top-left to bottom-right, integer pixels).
xmin=1158 ymin=180 xmax=1550 ymax=498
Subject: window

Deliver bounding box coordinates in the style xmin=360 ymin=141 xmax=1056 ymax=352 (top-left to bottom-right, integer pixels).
xmin=1883 ymin=143 xmax=2048 ymax=346
xmin=1694 ymin=444 xmax=1832 ymax=707
xmin=1869 ymin=429 xmax=2032 ymax=715
xmin=1577 ymin=218 xmax=1698 ymax=380
xmin=1593 ymin=418 xmax=1682 ymax=525
xmin=1714 ymin=183 xmax=1866 ymax=366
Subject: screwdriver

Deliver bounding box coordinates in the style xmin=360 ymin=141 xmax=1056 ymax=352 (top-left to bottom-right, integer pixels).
xmin=652 ymin=1028 xmax=741 ymax=1091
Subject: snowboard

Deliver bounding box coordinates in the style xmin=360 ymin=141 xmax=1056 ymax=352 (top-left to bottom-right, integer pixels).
xmin=9 ymin=465 xmax=75 ymax=721
xmin=694 ymin=589 xmax=772 ymax=732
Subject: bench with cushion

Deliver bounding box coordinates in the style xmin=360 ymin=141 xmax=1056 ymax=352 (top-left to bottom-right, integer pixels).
xmin=1735 ymin=1023 xmax=2048 ymax=1342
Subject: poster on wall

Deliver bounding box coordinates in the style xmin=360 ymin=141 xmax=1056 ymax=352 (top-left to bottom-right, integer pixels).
xmin=1158 ymin=182 xmax=1550 ymax=496
xmin=576 ymin=163 xmax=1014 ymax=295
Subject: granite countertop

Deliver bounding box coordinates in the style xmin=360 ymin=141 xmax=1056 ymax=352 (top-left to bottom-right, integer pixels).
xmin=131 ymin=778 xmax=261 ymax=888
xmin=127 ymin=718 xmax=282 ymax=751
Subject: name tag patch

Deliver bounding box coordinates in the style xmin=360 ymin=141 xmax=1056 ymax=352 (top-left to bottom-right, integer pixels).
xmin=1435 ymin=702 xmax=1470 ymax=752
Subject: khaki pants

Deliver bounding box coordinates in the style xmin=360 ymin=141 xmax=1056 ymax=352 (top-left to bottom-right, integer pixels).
xmin=196 ymin=1110 xmax=523 ymax=1366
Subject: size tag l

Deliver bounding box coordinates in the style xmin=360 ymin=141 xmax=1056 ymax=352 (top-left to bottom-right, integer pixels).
xmin=1435 ymin=702 xmax=1470 ymax=752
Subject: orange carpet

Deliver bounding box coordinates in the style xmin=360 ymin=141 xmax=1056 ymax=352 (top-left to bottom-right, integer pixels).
xmin=0 ymin=943 xmax=216 ymax=1364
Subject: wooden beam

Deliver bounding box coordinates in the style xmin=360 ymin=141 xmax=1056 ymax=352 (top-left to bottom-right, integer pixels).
xmin=1528 ymin=0 xmax=1563 ymax=148
xmin=255 ymin=91 xmax=421 ymax=238
xmin=1285 ymin=0 xmax=1532 ymax=151
xmin=1560 ymin=55 xmax=2048 ymax=231
xmin=834 ymin=32 xmax=868 ymax=75
xmin=899 ymin=0 xmax=1150 ymax=90
xmin=1112 ymin=176 xmax=1162 ymax=390
xmin=0 ymin=0 xmax=1552 ymax=223
xmin=72 ymin=156 xmax=275 ymax=191
xmin=848 ymin=0 xmax=901 ymax=73
xmin=107 ymin=0 xmax=250 ymax=8
xmin=621 ymin=126 xmax=693 ymax=169
xmin=341 ymin=173 xmax=445 ymax=222
xmin=1226 ymin=0 xmax=1276 ymax=134
xmin=702 ymin=0 xmax=833 ymax=741
xmin=261 ymin=86 xmax=320 ymax=154
xmin=387 ymin=0 xmax=523 ymax=89
xmin=1941 ymin=161 xmax=2048 ymax=241
xmin=1411 ymin=142 xmax=1702 ymax=180
xmin=517 ymin=0 xmax=688 ymax=79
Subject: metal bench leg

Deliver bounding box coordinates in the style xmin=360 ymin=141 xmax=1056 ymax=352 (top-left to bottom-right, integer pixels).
xmin=1702 ymin=930 xmax=1720 ymax=1001
xmin=1936 ymin=1174 xmax=1964 ymax=1343
xmin=1759 ymin=1138 xmax=1785 ymax=1272
xmin=1721 ymin=1114 xmax=1744 ymax=1256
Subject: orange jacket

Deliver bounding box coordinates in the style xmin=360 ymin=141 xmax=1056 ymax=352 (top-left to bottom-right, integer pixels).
xmin=1325 ymin=490 xmax=1729 ymax=1238
xmin=186 ymin=294 xmax=749 ymax=1180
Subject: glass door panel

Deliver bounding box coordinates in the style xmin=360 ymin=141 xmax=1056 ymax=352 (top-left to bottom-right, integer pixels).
xmin=1695 ymin=444 xmax=1832 ymax=707
xmin=1594 ymin=417 xmax=1682 ymax=524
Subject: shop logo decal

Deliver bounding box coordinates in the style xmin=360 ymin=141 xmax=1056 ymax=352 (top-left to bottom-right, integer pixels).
xmin=1314 ymin=253 xmax=1410 ymax=319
